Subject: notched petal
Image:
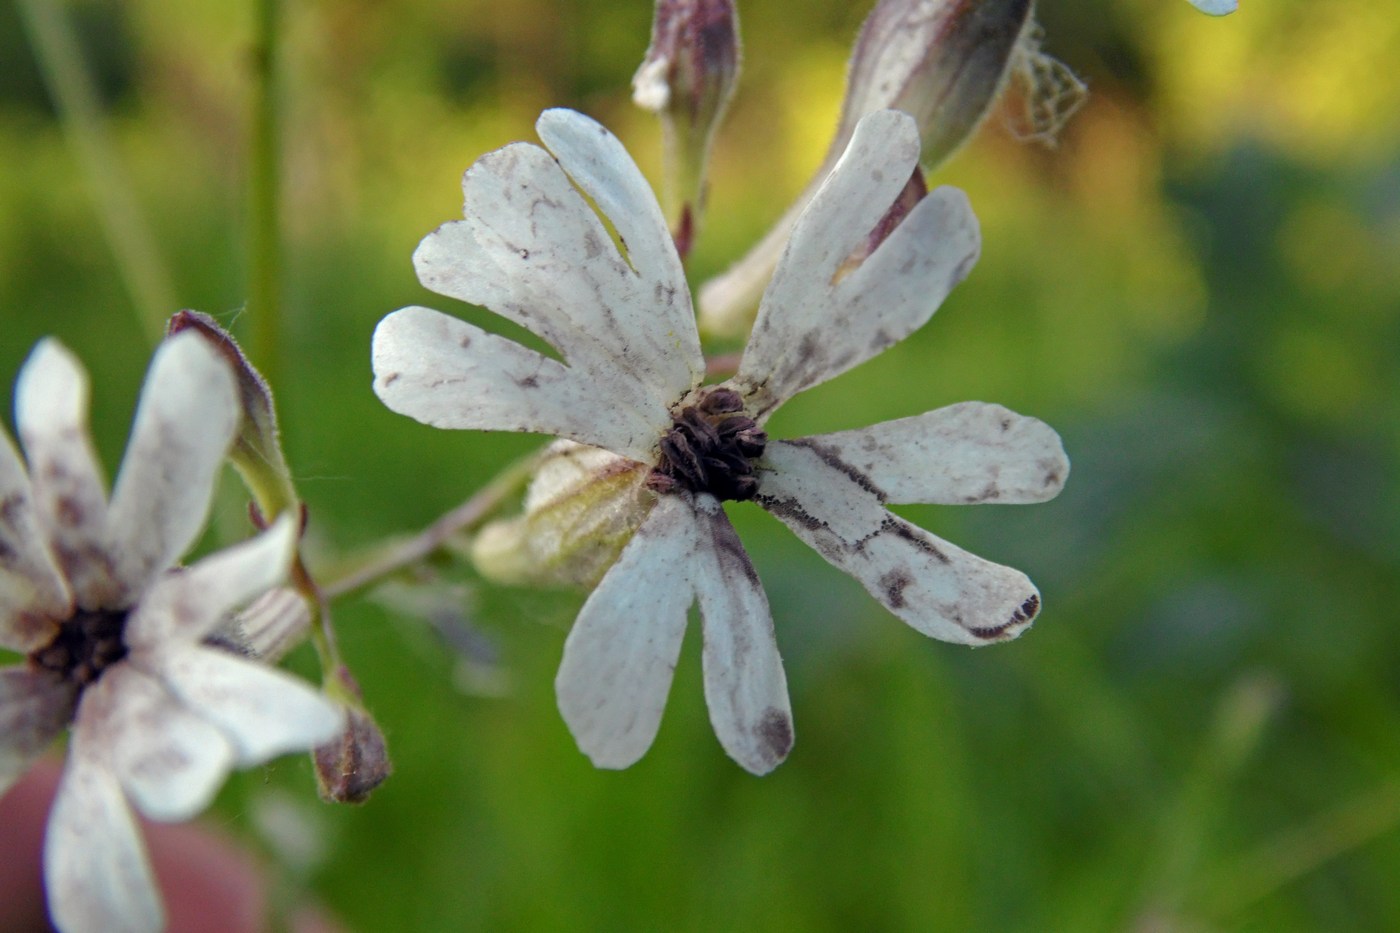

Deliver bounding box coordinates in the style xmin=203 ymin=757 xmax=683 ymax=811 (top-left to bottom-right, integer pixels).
xmin=690 ymin=497 xmax=793 ymax=774
xmin=737 ymin=115 xmax=982 ymax=418
xmin=372 ymin=306 xmax=667 ymax=461
xmin=757 ymin=440 xmax=1042 ymax=646
xmin=555 ymin=495 xmax=697 ymax=770
xmin=793 ymin=401 xmax=1069 ymax=505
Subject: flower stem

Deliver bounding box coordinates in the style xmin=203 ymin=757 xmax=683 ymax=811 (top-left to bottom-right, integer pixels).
xmin=321 ymin=451 xmax=543 ymax=600
xmin=1202 ymin=780 xmax=1400 ymax=919
xmin=15 ymin=0 xmax=175 ymax=345
xmin=248 ymin=0 xmax=284 ymax=381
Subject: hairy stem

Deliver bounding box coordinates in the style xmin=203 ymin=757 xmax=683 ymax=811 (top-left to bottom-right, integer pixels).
xmin=322 ymin=451 xmax=543 ymax=600
xmin=248 ymin=0 xmax=284 ymax=380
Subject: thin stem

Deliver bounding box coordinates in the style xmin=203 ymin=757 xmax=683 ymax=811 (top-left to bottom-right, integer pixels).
xmin=322 ymin=451 xmax=543 ymax=600
xmin=248 ymin=0 xmax=283 ymax=380
xmin=291 ymin=549 xmax=341 ymax=674
xmin=1203 ymin=780 xmax=1400 ymax=918
xmin=16 ymin=0 xmax=176 ymax=345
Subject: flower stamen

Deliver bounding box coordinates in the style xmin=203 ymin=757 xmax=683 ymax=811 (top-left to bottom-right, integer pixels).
xmin=649 ymin=387 xmax=767 ymax=501
xmin=31 ymin=609 xmax=130 ymax=687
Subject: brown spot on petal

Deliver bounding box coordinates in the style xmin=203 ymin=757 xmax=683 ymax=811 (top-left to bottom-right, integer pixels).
xmin=966 ymin=621 xmax=1013 ymax=641
xmin=754 ymin=494 xmax=825 ymax=533
xmin=881 ymin=517 xmax=950 ymax=564
xmin=967 ymin=595 xmax=1039 ymax=642
xmin=786 ymin=438 xmax=885 ymax=501
xmin=757 ymin=707 xmax=793 ymax=762
xmin=55 ymin=496 xmax=85 ymax=529
xmin=1015 ymin=594 xmax=1040 ymax=622
xmin=879 ymin=568 xmax=913 ymax=609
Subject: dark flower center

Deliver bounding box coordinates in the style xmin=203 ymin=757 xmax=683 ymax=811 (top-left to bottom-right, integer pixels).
xmin=648 ymin=387 xmax=767 ymax=502
xmin=31 ymin=609 xmax=130 ymax=687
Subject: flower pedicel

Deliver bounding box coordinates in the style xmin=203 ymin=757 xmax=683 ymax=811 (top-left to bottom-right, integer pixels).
xmin=372 ymin=108 xmax=1068 ymax=775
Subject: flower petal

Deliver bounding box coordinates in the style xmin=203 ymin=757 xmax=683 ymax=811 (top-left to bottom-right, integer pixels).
xmin=535 ymin=108 xmax=705 ymax=395
xmin=77 ymin=664 xmax=235 ymax=822
xmin=125 ymin=515 xmax=296 ymax=649
xmin=792 ymin=402 xmax=1069 ymax=505
xmin=372 ymin=305 xmax=665 ymax=461
xmin=462 ymin=127 xmax=698 ymax=412
xmin=1188 ymin=0 xmax=1236 ymax=15
xmin=690 ymin=496 xmax=793 ymax=775
xmin=0 ymin=666 xmax=76 ymax=797
xmin=555 ymin=494 xmax=693 ymax=769
xmin=454 ymin=137 xmax=695 ymax=417
xmin=156 ymin=645 xmax=342 ymax=765
xmin=758 ymin=440 xmax=1042 ymax=645
xmin=14 ymin=339 xmax=115 ymax=609
xmin=45 ymin=742 xmax=163 ymax=933
xmin=106 ymin=332 xmax=239 ymax=600
xmin=0 ymin=428 xmax=71 ymax=650
xmin=736 ymin=111 xmax=980 ymax=418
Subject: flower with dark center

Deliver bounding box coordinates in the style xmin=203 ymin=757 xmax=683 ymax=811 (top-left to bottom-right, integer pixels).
xmin=374 ymin=107 xmax=1069 ymax=775
xmin=0 ymin=334 xmax=342 ymax=933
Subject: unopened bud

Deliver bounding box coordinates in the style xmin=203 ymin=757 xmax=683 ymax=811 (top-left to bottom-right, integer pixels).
xmin=314 ymin=666 xmax=392 ymax=804
xmin=845 ymin=0 xmax=1034 ymax=165
xmin=698 ymin=0 xmax=1065 ymax=338
xmin=632 ymin=0 xmax=741 ymax=258
xmin=167 ymin=311 xmax=299 ymax=519
xmin=222 ymin=586 xmax=311 ymax=662
xmin=471 ymin=441 xmax=651 ymax=588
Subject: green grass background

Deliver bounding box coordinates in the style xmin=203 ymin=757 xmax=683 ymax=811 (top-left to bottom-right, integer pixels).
xmin=3 ymin=0 xmax=1399 ymax=929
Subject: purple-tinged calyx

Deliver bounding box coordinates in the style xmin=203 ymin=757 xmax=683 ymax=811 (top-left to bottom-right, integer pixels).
xmin=633 ymin=0 xmax=741 ymax=258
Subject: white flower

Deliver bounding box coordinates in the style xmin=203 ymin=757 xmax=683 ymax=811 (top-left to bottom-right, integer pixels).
xmin=0 ymin=334 xmax=343 ymax=933
xmin=372 ymin=108 xmax=1068 ymax=775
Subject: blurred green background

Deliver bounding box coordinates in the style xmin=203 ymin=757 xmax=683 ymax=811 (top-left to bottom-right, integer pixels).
xmin=3 ymin=0 xmax=1399 ymax=929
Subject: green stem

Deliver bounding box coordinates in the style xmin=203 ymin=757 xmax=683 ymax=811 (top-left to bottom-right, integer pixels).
xmin=1203 ymin=780 xmax=1400 ymax=918
xmin=248 ymin=0 xmax=283 ymax=380
xmin=321 ymin=451 xmax=543 ymax=600
xmin=16 ymin=0 xmax=176 ymax=345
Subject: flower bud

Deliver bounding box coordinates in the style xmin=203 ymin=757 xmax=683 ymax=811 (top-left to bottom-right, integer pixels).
xmin=314 ymin=666 xmax=392 ymax=805
xmin=471 ymin=441 xmax=651 ymax=589
xmin=698 ymin=0 xmax=1047 ymax=338
xmin=632 ymin=0 xmax=741 ymax=258
xmin=222 ymin=586 xmax=311 ymax=662
xmin=167 ymin=311 xmax=299 ymax=519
